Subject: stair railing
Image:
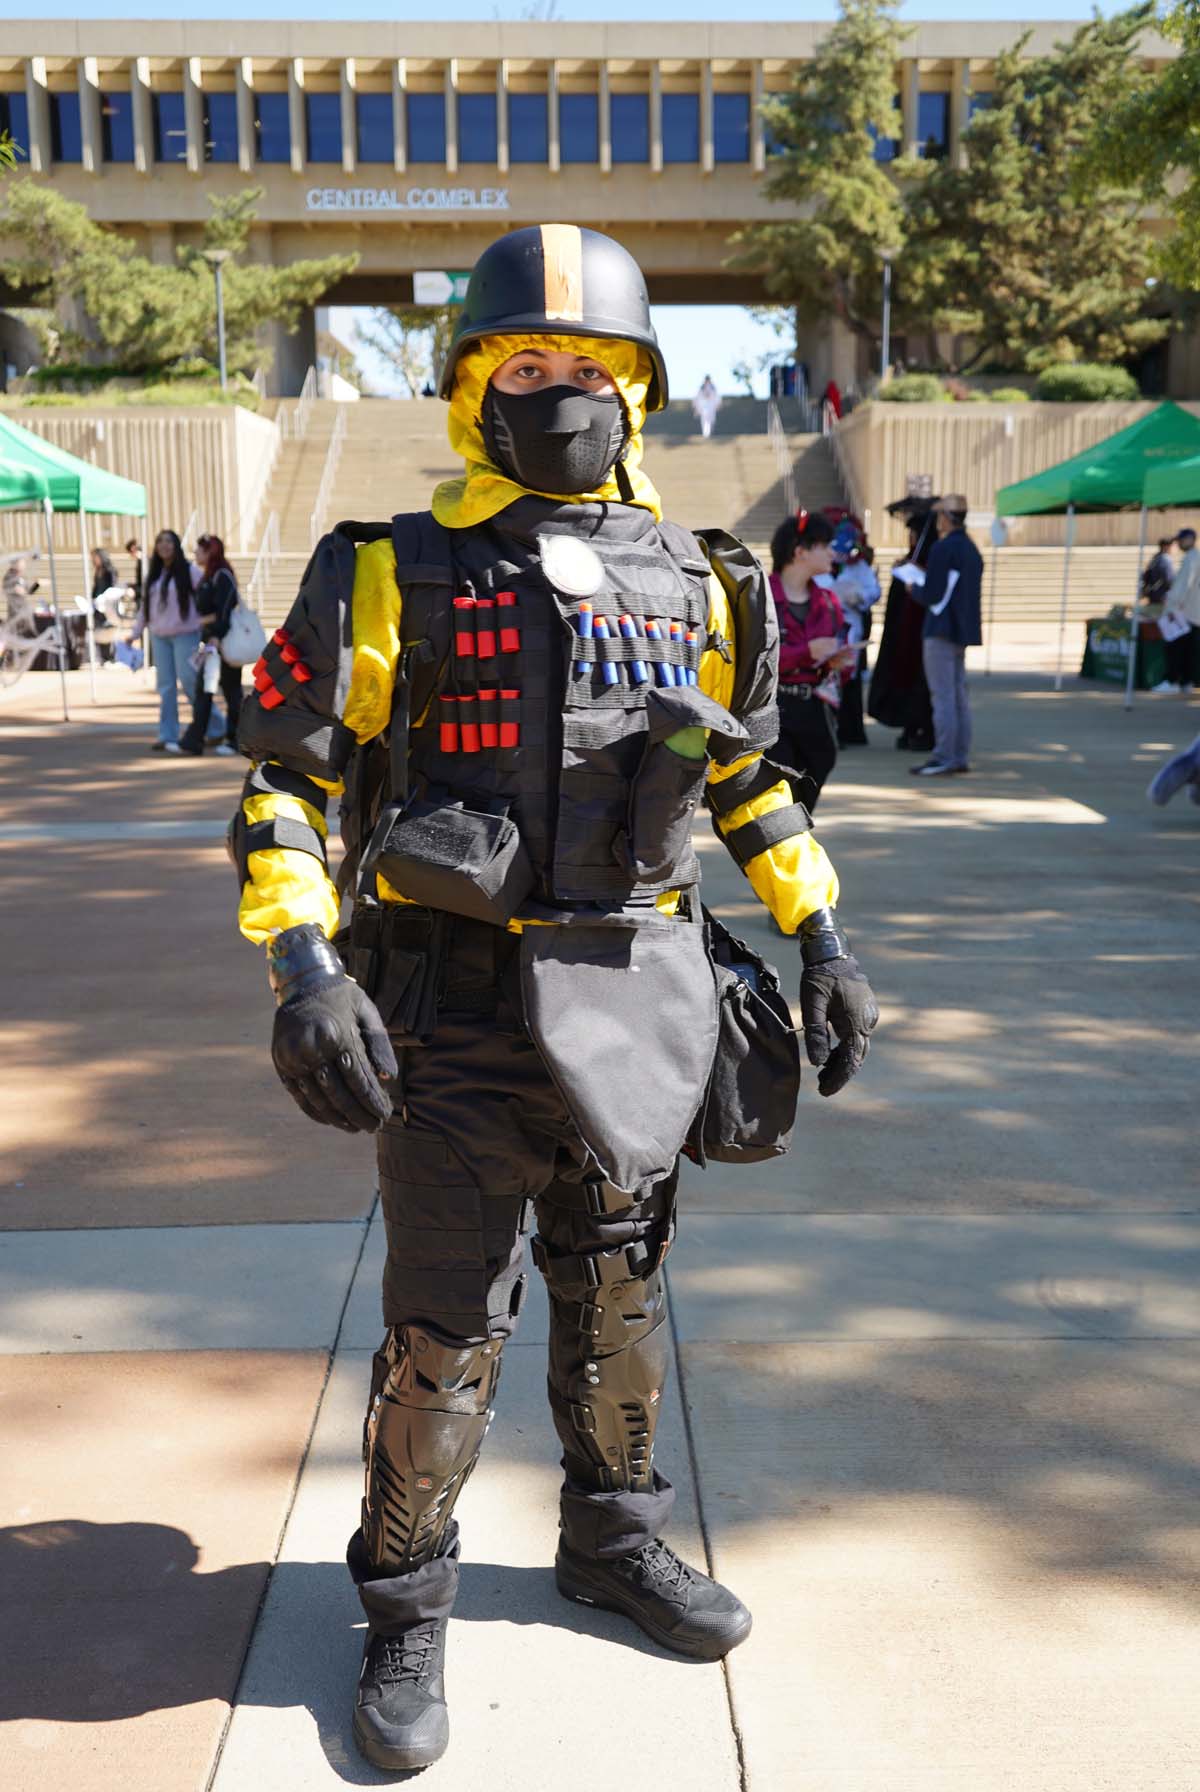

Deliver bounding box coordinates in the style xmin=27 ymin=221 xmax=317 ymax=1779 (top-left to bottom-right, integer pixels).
xmin=309 ymin=406 xmax=348 ymax=547
xmin=237 ymin=414 xmax=284 ymax=554
xmin=246 ymin=510 xmax=280 ymax=613
xmin=282 ymin=365 xmax=319 ymax=441
xmin=767 ymin=401 xmax=797 ymax=518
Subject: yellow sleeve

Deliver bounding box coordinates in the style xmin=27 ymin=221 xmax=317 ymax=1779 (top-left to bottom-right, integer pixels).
xmin=235 ymin=538 xmax=404 ymax=946
xmin=699 ymin=572 xmax=839 ymax=932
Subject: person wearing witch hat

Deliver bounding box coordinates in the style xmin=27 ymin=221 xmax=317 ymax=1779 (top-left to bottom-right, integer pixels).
xmin=229 ymin=224 xmax=879 ymax=1773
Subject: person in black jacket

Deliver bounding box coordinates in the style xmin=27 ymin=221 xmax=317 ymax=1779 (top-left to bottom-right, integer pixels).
xmin=180 ymin=536 xmax=242 ymax=757
xmin=909 ymin=493 xmax=983 ymax=777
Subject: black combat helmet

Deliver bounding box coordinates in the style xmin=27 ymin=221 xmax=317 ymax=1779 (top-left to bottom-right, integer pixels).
xmin=439 ymin=224 xmax=668 ymax=411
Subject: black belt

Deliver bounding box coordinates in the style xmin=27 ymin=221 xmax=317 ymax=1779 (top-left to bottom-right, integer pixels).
xmin=778 ymin=683 xmax=816 ymax=701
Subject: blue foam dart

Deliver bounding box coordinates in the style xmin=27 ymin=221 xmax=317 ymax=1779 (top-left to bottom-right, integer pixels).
xmin=668 ymin=618 xmax=687 ymax=687
xmin=573 ymin=601 xmax=593 ymax=679
xmin=593 ymin=614 xmax=620 ymax=686
xmin=618 ymin=614 xmax=649 ymax=686
xmin=644 ymin=618 xmax=674 ymax=686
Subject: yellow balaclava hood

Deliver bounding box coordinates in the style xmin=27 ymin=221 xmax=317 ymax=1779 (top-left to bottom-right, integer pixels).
xmin=432 ymin=331 xmax=663 ymax=530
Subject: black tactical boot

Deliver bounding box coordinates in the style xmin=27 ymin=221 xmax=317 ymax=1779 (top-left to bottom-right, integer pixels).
xmin=352 ymin=1617 xmax=449 ymax=1772
xmin=556 ymin=1537 xmax=752 ymax=1661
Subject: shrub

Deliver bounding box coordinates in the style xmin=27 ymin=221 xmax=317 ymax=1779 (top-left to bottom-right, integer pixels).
xmin=987 ymin=387 xmax=1031 ymax=403
xmin=1034 ymin=363 xmax=1139 ymax=402
xmin=876 ymin=373 xmax=949 ymax=403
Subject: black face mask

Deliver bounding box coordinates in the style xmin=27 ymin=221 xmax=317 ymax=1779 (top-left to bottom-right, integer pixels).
xmin=481 ymin=384 xmax=630 ymax=495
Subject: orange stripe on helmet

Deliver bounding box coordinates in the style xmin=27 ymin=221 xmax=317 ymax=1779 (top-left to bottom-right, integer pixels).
xmin=540 ymin=223 xmax=585 ymax=324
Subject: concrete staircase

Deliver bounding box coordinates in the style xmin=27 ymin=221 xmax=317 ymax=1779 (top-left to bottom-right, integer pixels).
xmin=236 ymin=399 xmax=1140 ymax=642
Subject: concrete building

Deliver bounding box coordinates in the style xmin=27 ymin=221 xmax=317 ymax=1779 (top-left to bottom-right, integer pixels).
xmin=0 ymin=19 xmax=1180 ymax=394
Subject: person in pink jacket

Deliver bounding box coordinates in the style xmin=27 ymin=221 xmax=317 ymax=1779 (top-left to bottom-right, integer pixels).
xmin=769 ymin=510 xmax=855 ymax=809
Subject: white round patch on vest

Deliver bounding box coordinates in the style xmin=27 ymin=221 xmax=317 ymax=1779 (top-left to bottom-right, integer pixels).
xmin=539 ymin=534 xmax=606 ymax=597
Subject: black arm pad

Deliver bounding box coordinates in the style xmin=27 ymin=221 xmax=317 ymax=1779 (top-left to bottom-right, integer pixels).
xmin=720 ymin=803 xmax=815 ymax=869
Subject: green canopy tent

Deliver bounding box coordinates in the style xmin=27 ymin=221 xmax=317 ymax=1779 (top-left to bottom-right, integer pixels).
xmin=996 ymin=401 xmax=1200 ymax=702
xmin=0 ymin=412 xmax=147 ymax=715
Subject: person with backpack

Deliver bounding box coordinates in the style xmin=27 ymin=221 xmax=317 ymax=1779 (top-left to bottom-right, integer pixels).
xmin=228 ymin=225 xmax=879 ymax=1774
xmin=180 ymin=536 xmax=243 ymax=757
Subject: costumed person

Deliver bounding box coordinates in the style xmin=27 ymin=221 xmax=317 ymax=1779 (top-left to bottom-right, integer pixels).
xmin=768 ymin=509 xmax=853 ymax=810
xmin=908 ymin=492 xmax=983 ymax=777
xmin=692 ymin=374 xmax=721 ymax=438
xmin=868 ymin=503 xmax=936 ymax=753
xmin=229 ymin=225 xmax=879 ymax=1775
xmin=828 ymin=513 xmax=879 ymax=748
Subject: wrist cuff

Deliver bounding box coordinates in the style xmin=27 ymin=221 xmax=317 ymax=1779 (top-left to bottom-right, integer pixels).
xmin=267 ymin=923 xmax=344 ymax=1006
xmin=798 ymin=906 xmax=850 ymax=966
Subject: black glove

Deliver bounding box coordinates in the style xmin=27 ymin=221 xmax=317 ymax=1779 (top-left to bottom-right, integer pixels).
xmin=798 ymin=908 xmax=880 ymax=1099
xmin=267 ymin=924 xmax=398 ymax=1133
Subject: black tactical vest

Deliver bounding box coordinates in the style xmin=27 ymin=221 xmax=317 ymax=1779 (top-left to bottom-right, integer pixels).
xmin=386 ymin=496 xmax=736 ymax=911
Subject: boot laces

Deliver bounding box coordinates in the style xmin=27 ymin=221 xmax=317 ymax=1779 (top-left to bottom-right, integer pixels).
xmin=373 ymin=1621 xmax=439 ymax=1685
xmin=628 ymin=1538 xmax=694 ymax=1596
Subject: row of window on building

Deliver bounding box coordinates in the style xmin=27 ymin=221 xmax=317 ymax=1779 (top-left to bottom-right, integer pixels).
xmin=0 ymin=83 xmax=993 ymax=170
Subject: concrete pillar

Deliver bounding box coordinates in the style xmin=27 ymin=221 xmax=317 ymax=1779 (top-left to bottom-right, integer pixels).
xmin=24 ymin=58 xmax=50 ymax=174
xmin=949 ymin=58 xmax=970 ymax=169
xmin=700 ymin=61 xmax=714 ymax=173
xmin=901 ymin=57 xmax=921 ymax=159
xmin=271 ymin=308 xmax=317 ymax=397
xmin=750 ymin=61 xmax=765 ymax=173
xmin=184 ymin=56 xmax=203 ymax=174
xmin=392 ymin=59 xmax=407 ymax=172
xmin=444 ymin=60 xmax=458 ymax=173
xmin=79 ymin=57 xmax=101 ymax=174
xmin=132 ymin=56 xmax=152 ymax=174
xmin=236 ymin=58 xmax=255 ymax=175
xmin=649 ymin=62 xmax=662 ymax=174
xmin=496 ymin=60 xmax=509 ymax=175
xmin=598 ymin=62 xmax=611 ymax=174
xmin=288 ymin=57 xmax=305 ymax=175
xmin=547 ymin=60 xmax=560 ymax=173
xmin=341 ymin=58 xmax=356 ymax=174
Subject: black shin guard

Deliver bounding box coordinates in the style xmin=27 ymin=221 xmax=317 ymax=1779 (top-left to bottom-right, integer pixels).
xmin=361 ymin=1323 xmax=504 ymax=1576
xmin=536 ymin=1220 xmax=672 ymax=1495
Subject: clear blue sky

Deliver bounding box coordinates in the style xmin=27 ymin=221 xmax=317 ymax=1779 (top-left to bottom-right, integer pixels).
xmin=27 ymin=2 xmax=1112 ymax=19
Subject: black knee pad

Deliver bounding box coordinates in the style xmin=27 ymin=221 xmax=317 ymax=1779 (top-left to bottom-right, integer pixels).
xmin=361 ymin=1323 xmax=504 ymax=1574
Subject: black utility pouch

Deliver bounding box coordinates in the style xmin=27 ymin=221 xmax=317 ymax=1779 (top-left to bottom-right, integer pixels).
xmin=689 ymin=910 xmax=801 ymax=1166
xmin=622 ymin=687 xmax=747 ymax=883
xmin=372 ymin=797 xmax=536 ymax=928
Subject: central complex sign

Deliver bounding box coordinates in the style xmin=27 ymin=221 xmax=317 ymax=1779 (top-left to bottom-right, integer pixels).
xmin=305 ymin=186 xmax=510 ymax=214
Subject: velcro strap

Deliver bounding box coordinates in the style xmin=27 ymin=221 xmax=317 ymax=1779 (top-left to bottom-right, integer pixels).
xmin=705 ymin=756 xmax=786 ymax=818
xmin=243 ymin=815 xmax=328 ymax=865
xmin=531 ymin=1238 xmax=653 ymax=1289
xmin=244 ymin=762 xmax=328 ymax=814
xmin=722 ymin=801 xmax=812 ymax=868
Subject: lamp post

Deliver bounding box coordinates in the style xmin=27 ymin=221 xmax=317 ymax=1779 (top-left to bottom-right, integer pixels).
xmin=202 ymin=248 xmax=232 ymax=391
xmin=880 ymin=247 xmax=899 ymax=385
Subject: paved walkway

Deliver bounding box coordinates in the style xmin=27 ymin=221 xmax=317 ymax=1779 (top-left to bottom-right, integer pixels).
xmin=1 ymin=661 xmax=1197 ymax=1791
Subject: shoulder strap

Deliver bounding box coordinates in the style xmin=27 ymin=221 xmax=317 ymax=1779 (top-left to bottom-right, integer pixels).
xmin=387 ymin=512 xmax=452 ymax=807
xmin=390 ymin=510 xmax=456 ymax=591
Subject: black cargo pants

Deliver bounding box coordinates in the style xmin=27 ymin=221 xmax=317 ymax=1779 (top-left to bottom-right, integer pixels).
xmin=348 ymin=911 xmax=678 ymax=1632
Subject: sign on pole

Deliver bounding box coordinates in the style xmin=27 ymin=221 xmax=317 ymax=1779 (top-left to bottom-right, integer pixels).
xmin=412 ymin=270 xmax=471 ymax=306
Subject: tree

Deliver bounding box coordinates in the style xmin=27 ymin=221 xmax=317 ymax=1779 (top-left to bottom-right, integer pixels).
xmin=731 ymin=0 xmax=909 ymax=359
xmin=0 ymin=133 xmax=16 ymax=175
xmin=0 ymin=181 xmax=357 ymax=377
xmin=356 ymin=305 xmax=457 ymax=397
xmin=903 ymin=6 xmax=1168 ymax=373
xmin=1086 ymin=1 xmax=1200 ymax=290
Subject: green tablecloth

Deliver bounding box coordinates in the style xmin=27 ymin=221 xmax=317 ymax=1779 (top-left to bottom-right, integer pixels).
xmin=1080 ymin=617 xmax=1167 ymax=690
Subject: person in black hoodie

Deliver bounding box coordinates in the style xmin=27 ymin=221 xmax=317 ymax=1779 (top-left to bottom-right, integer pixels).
xmin=180 ymin=536 xmax=242 ymax=757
